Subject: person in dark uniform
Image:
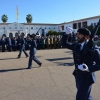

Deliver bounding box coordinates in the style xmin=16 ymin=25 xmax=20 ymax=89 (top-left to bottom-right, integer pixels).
xmin=27 ymin=34 xmax=42 ymax=69
xmin=36 ymin=36 xmax=41 ymax=50
xmin=50 ymin=36 xmax=53 ymax=49
xmin=53 ymin=36 xmax=57 ymax=49
xmin=12 ymin=37 xmax=17 ymax=51
xmin=41 ymin=37 xmax=45 ymax=49
xmin=16 ymin=36 xmax=20 ymax=50
xmin=1 ymin=36 xmax=6 ymax=52
xmin=45 ymin=36 xmax=48 ymax=49
xmin=17 ymin=35 xmax=28 ymax=58
xmin=6 ymin=37 xmax=12 ymax=52
xmin=66 ymin=27 xmax=100 ymax=100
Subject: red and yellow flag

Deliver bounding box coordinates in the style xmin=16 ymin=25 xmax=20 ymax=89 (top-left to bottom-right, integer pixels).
xmin=16 ymin=5 xmax=19 ymax=20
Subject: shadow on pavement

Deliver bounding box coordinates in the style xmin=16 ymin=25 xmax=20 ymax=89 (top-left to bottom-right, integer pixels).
xmin=46 ymin=57 xmax=72 ymax=61
xmin=0 ymin=67 xmax=41 ymax=73
xmin=54 ymin=62 xmax=74 ymax=66
xmin=0 ymin=56 xmax=42 ymax=60
xmin=0 ymin=68 xmax=27 ymax=72
xmin=0 ymin=57 xmax=24 ymax=60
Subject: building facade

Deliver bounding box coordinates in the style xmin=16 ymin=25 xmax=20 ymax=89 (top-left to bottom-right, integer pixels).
xmin=0 ymin=15 xmax=100 ymax=37
xmin=58 ymin=15 xmax=100 ymax=33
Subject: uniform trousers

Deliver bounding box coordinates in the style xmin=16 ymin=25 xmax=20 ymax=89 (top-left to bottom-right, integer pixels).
xmin=28 ymin=54 xmax=41 ymax=68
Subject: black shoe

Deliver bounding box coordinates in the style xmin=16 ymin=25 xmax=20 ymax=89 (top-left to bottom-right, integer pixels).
xmin=17 ymin=57 xmax=20 ymax=58
xmin=39 ymin=63 xmax=42 ymax=67
xmin=26 ymin=67 xmax=31 ymax=69
xmin=26 ymin=55 xmax=29 ymax=58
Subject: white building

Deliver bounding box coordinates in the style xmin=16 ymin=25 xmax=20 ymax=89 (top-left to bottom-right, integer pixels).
xmin=0 ymin=15 xmax=100 ymax=37
xmin=58 ymin=15 xmax=100 ymax=33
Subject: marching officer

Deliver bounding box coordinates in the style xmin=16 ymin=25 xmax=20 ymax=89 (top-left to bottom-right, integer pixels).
xmin=17 ymin=35 xmax=28 ymax=58
xmin=65 ymin=27 xmax=100 ymax=100
xmin=27 ymin=34 xmax=42 ymax=69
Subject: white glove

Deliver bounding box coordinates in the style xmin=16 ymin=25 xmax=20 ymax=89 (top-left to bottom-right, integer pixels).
xmin=66 ymin=27 xmax=73 ymax=35
xmin=78 ymin=64 xmax=89 ymax=72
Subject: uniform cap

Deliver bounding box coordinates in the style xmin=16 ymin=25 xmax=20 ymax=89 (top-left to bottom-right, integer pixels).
xmin=77 ymin=28 xmax=91 ymax=36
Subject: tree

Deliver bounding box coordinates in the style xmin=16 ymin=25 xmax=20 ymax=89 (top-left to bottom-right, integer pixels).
xmin=1 ymin=14 xmax=8 ymax=34
xmin=48 ymin=30 xmax=54 ymax=35
xmin=48 ymin=30 xmax=59 ymax=36
xmin=26 ymin=14 xmax=33 ymax=34
xmin=58 ymin=32 xmax=63 ymax=35
xmin=53 ymin=31 xmax=57 ymax=35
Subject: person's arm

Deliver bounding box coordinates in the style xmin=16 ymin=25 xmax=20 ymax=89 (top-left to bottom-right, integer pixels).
xmin=88 ymin=49 xmax=100 ymax=72
xmin=66 ymin=35 xmax=77 ymax=50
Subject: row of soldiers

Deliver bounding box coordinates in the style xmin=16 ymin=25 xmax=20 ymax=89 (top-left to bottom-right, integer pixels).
xmin=35 ymin=35 xmax=62 ymax=50
xmin=0 ymin=35 xmax=63 ymax=52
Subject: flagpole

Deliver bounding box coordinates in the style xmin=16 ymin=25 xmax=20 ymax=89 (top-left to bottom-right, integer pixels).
xmin=17 ymin=17 xmax=19 ymax=36
xmin=16 ymin=5 xmax=19 ymax=36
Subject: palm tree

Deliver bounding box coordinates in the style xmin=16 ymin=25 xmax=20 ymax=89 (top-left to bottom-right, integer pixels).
xmin=1 ymin=14 xmax=8 ymax=34
xmin=26 ymin=14 xmax=33 ymax=34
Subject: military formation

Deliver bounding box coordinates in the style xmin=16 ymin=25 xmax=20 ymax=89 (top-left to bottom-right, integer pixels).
xmin=0 ymin=34 xmax=63 ymax=52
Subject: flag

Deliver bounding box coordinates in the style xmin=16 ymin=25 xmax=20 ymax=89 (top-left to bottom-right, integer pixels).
xmin=16 ymin=5 xmax=19 ymax=20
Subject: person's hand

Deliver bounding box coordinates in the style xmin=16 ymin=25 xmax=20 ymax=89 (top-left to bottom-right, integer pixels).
xmin=78 ymin=64 xmax=89 ymax=72
xmin=66 ymin=27 xmax=73 ymax=35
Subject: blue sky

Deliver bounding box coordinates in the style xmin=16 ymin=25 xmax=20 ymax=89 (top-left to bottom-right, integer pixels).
xmin=0 ymin=0 xmax=100 ymax=24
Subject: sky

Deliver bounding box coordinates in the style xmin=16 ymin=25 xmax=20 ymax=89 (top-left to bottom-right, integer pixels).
xmin=0 ymin=0 xmax=100 ymax=24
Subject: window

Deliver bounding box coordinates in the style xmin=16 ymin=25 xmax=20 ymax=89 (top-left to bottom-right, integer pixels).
xmin=15 ymin=27 xmax=17 ymax=29
xmin=15 ymin=24 xmax=17 ymax=26
xmin=82 ymin=21 xmax=87 ymax=27
xmin=61 ymin=25 xmax=64 ymax=30
xmin=73 ymin=23 xmax=77 ymax=29
xmin=26 ymin=27 xmax=28 ymax=29
xmin=31 ymin=27 xmax=33 ymax=29
xmin=78 ymin=22 xmax=81 ymax=28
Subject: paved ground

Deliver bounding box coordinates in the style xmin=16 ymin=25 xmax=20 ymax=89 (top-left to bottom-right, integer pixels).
xmin=0 ymin=49 xmax=100 ymax=100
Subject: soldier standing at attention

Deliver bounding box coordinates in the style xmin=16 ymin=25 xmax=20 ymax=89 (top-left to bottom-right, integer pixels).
xmin=47 ymin=36 xmax=50 ymax=49
xmin=50 ymin=36 xmax=53 ymax=49
xmin=1 ymin=36 xmax=6 ymax=52
xmin=53 ymin=35 xmax=57 ymax=49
